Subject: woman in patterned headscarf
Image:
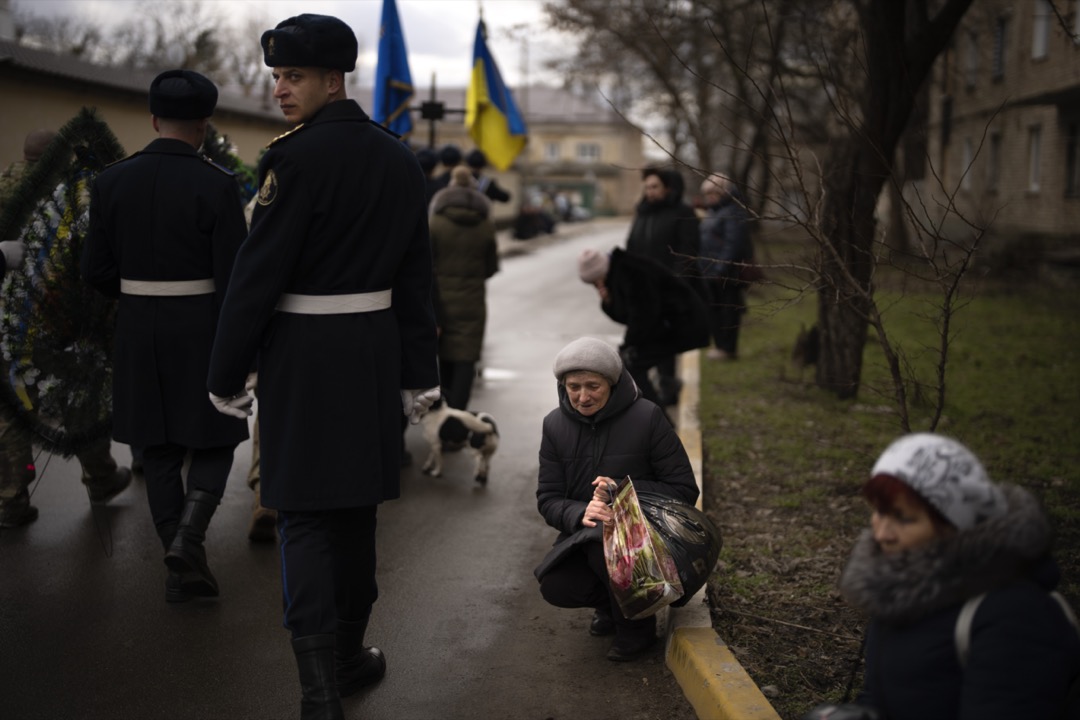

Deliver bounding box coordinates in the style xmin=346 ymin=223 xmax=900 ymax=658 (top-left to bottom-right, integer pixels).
xmin=834 ymin=433 xmax=1080 ymax=720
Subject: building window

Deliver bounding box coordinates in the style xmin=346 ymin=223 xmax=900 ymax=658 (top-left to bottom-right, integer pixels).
xmin=961 ymin=137 xmax=974 ymax=190
xmin=543 ymin=142 xmax=561 ymax=161
xmin=987 ymin=132 xmax=1001 ymax=192
xmin=1032 ymin=0 xmax=1050 ymax=59
xmin=1066 ymin=123 xmax=1080 ymax=197
xmin=576 ymin=142 xmax=600 ymax=163
xmin=964 ymin=31 xmax=978 ymax=88
xmin=992 ymin=16 xmax=1008 ymax=80
xmin=1028 ymin=125 xmax=1042 ymax=192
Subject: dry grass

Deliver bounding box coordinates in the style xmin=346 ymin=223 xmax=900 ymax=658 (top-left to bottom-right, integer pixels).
xmin=698 ymin=239 xmax=1080 ymax=719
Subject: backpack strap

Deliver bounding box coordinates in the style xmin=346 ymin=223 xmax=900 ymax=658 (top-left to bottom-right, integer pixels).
xmin=955 ymin=593 xmax=987 ymax=668
xmin=1051 ymin=591 xmax=1080 ymax=632
xmin=956 ymin=590 xmax=1080 ymax=668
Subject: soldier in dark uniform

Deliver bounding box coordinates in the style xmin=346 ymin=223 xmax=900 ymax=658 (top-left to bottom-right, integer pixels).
xmin=430 ymin=143 xmax=462 ymax=195
xmin=206 ymin=14 xmax=440 ymax=719
xmin=82 ymin=70 xmax=250 ymax=602
xmin=465 ymin=149 xmax=512 ymax=204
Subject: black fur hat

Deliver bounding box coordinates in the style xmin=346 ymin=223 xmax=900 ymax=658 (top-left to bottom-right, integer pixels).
xmin=465 ymin=149 xmax=487 ymax=169
xmin=439 ymin=144 xmax=462 ymax=167
xmin=416 ymin=148 xmax=438 ymax=173
xmin=149 ymin=70 xmax=218 ymax=120
xmin=261 ymin=14 xmax=357 ymax=72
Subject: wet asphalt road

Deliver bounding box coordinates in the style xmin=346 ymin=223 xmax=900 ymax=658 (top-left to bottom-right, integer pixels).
xmin=0 ymin=217 xmax=699 ymax=720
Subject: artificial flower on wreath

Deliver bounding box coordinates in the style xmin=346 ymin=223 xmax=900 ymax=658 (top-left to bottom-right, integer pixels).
xmin=0 ymin=108 xmax=125 ymax=457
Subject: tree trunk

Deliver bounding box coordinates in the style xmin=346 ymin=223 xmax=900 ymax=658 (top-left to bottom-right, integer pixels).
xmin=814 ymin=0 xmax=974 ymax=399
xmin=816 ymin=141 xmax=881 ymax=399
xmin=887 ymin=158 xmax=911 ymax=258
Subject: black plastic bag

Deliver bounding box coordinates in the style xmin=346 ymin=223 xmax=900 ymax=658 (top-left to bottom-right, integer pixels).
xmin=636 ymin=492 xmax=722 ymax=607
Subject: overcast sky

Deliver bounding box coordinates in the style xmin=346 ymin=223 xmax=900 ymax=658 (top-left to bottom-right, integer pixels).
xmin=13 ymin=0 xmax=570 ymax=89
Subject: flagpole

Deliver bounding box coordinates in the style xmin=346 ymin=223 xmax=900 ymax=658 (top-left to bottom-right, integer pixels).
xmin=428 ymin=72 xmax=437 ymax=150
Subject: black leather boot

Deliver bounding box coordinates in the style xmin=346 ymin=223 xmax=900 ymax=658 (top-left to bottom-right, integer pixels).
xmin=164 ymin=490 xmax=220 ymax=597
xmin=335 ymin=617 xmax=386 ymax=697
xmin=606 ymin=613 xmax=658 ymax=661
xmin=156 ymin=521 xmax=190 ymax=604
xmin=589 ymin=607 xmax=615 ymax=637
xmin=292 ymin=634 xmax=344 ymax=720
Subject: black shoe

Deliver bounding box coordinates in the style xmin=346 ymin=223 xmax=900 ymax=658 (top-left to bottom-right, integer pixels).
xmin=164 ymin=490 xmax=220 ymax=597
xmin=336 ymin=617 xmax=387 ymax=697
xmin=589 ymin=610 xmax=615 ymax=637
xmin=606 ymin=633 xmax=658 ymax=661
xmin=0 ymin=492 xmax=39 ymax=529
xmin=165 ymin=570 xmax=192 ymax=603
xmin=606 ymin=615 xmax=658 ymax=661
xmin=658 ymin=377 xmax=684 ymax=407
xmin=337 ymin=647 xmax=386 ymax=697
xmin=87 ymin=467 xmax=132 ymax=505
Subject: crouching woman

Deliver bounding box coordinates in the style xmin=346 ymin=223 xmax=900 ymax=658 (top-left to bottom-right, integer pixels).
xmin=838 ymin=433 xmax=1080 ymax=720
xmin=533 ymin=337 xmax=698 ymax=661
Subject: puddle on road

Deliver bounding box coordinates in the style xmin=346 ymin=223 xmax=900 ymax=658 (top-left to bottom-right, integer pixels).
xmin=480 ymin=367 xmax=519 ymax=381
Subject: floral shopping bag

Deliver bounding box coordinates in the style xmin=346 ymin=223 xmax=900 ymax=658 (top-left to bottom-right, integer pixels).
xmin=602 ymin=476 xmax=684 ymax=620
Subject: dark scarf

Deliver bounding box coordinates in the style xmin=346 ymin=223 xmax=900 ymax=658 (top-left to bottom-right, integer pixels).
xmin=635 ymin=191 xmax=683 ymax=215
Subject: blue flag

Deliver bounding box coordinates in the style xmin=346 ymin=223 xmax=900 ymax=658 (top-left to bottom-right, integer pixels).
xmin=373 ymin=0 xmax=414 ymax=137
xmin=465 ymin=20 xmax=527 ymax=170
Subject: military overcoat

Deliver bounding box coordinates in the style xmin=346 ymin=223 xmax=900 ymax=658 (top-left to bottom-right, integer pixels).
xmin=208 ymin=100 xmax=439 ymax=511
xmin=83 ymin=137 xmax=250 ymax=449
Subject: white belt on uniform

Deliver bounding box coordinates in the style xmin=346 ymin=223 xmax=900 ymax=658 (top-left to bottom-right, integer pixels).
xmin=276 ymin=289 xmax=392 ymax=315
xmin=120 ymin=278 xmax=215 ymax=296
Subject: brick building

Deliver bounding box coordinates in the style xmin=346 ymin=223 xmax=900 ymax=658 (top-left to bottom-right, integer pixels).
xmin=924 ymin=0 xmax=1080 ymax=265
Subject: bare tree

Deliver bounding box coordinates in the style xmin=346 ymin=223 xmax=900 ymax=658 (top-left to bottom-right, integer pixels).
xmin=546 ymin=0 xmax=986 ymax=427
xmin=13 ymin=11 xmax=107 ymax=63
xmin=221 ymin=11 xmax=276 ymax=100
xmin=15 ymin=0 xmax=227 ymax=75
xmin=811 ymin=0 xmax=975 ymax=398
xmin=542 ymin=0 xmax=819 ymax=203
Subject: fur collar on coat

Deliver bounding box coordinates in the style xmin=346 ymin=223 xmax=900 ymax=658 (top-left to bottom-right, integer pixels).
xmin=429 ymin=185 xmax=491 ymax=219
xmin=839 ymin=484 xmax=1051 ymax=625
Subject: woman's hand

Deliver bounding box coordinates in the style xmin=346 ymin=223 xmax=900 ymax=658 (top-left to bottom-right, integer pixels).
xmin=582 ymin=476 xmax=616 ymax=527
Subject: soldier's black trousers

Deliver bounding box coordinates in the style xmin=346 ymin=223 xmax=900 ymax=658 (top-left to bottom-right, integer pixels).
xmin=277 ymin=505 xmax=378 ymax=637
xmin=143 ymin=443 xmax=236 ymax=537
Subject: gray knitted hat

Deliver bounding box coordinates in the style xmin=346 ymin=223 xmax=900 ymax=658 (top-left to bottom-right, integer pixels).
xmin=578 ymin=248 xmax=610 ymax=283
xmin=553 ymin=337 xmax=623 ymax=384
xmin=871 ymin=433 xmax=1007 ymax=531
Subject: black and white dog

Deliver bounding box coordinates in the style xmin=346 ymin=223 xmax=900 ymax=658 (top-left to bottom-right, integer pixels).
xmin=419 ymin=399 xmax=499 ymax=485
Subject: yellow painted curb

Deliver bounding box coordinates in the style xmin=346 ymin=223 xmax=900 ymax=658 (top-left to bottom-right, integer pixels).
xmin=667 ymin=627 xmax=782 ymax=720
xmin=669 ymin=350 xmax=782 ymax=720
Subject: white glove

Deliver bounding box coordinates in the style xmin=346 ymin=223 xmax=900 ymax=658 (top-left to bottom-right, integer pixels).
xmin=400 ymin=387 xmax=440 ymax=425
xmin=0 ymin=240 xmax=26 ymax=270
xmin=209 ymin=390 xmax=254 ymax=418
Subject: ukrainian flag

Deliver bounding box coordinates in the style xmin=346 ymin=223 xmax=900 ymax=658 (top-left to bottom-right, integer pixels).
xmin=465 ymin=20 xmax=527 ymax=171
xmin=373 ymin=0 xmax=414 ymax=137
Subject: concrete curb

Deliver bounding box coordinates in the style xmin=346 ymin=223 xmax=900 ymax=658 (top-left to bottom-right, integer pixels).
xmin=665 ymin=350 xmax=782 ymax=720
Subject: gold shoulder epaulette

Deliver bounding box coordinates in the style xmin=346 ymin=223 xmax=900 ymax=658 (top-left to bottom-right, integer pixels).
xmin=104 ymin=151 xmax=141 ymax=169
xmin=267 ymin=123 xmax=306 ymax=148
xmin=201 ymin=156 xmax=237 ymax=176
